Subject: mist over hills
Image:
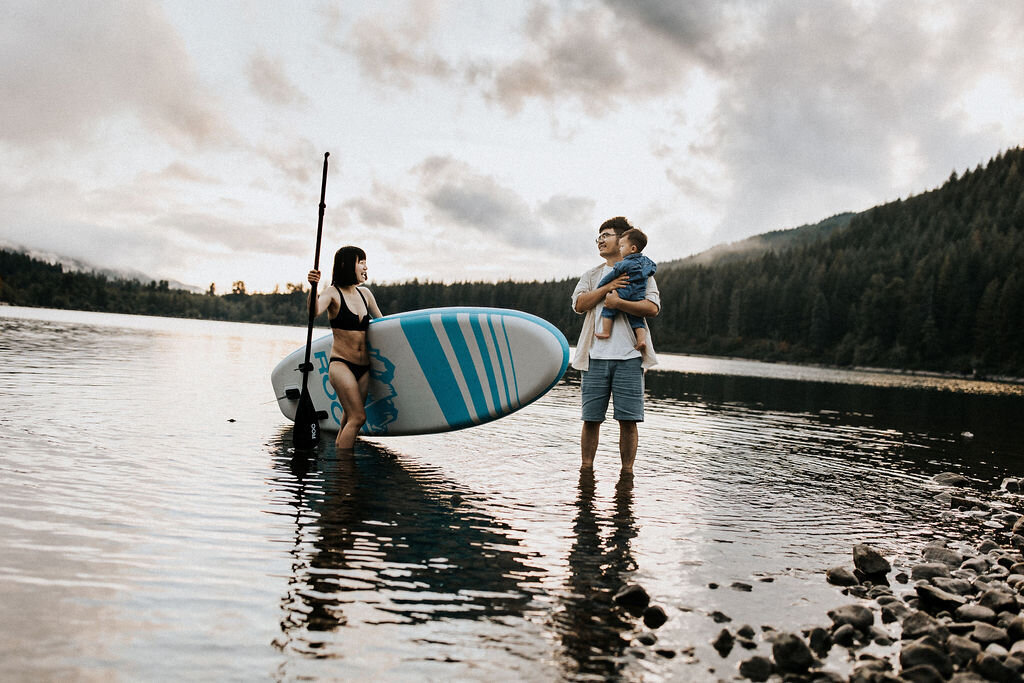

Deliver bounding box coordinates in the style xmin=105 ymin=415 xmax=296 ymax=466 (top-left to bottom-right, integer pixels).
xmin=0 ymin=240 xmax=203 ymax=293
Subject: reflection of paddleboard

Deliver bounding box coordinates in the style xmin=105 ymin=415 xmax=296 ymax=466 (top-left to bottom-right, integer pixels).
xmin=271 ymin=307 xmax=569 ymax=436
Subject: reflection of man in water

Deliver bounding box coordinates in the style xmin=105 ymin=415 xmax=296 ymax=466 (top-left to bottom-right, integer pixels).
xmin=557 ymin=470 xmax=638 ymax=678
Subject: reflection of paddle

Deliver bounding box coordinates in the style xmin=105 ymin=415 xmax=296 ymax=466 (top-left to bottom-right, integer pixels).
xmin=293 ymin=152 xmax=330 ymax=450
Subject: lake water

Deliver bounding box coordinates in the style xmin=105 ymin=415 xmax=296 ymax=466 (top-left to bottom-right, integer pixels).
xmin=1 ymin=306 xmax=1021 ymax=681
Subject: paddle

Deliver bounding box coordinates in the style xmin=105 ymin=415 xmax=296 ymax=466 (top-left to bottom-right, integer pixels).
xmin=293 ymin=152 xmax=330 ymax=449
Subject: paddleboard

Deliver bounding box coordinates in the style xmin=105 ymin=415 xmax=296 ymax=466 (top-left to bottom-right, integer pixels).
xmin=271 ymin=307 xmax=570 ymax=436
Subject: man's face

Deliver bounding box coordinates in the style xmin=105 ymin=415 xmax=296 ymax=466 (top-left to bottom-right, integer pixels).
xmin=596 ymin=229 xmax=619 ymax=258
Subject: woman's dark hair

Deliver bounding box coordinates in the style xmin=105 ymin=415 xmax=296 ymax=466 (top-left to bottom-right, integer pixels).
xmin=331 ymin=246 xmax=366 ymax=287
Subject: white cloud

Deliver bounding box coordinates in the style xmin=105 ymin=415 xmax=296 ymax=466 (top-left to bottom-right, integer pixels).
xmin=0 ymin=0 xmax=235 ymax=149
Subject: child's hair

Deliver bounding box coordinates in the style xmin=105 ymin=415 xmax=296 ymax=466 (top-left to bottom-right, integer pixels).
xmin=331 ymin=246 xmax=366 ymax=287
xmin=620 ymin=228 xmax=647 ymax=252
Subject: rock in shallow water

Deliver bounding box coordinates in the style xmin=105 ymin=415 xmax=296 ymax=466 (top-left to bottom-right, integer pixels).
xmin=827 ymin=566 xmax=860 ymax=586
xmin=924 ymin=545 xmax=965 ymax=568
xmin=738 ymin=655 xmax=773 ymax=682
xmin=642 ymin=605 xmax=667 ymax=629
xmin=853 ymin=544 xmax=891 ymax=576
xmin=828 ymin=604 xmax=874 ymax=631
xmin=612 ymin=584 xmax=649 ymax=611
xmin=771 ymin=632 xmax=815 ymax=674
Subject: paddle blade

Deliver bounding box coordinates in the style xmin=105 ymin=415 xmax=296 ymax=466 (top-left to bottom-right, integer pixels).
xmin=292 ymin=388 xmax=321 ymax=449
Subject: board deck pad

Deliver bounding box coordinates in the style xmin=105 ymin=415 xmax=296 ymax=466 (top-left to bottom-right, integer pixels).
xmin=271 ymin=307 xmax=570 ymax=436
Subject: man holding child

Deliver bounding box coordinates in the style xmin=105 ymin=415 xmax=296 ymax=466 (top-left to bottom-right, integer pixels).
xmin=570 ymin=217 xmax=660 ymax=473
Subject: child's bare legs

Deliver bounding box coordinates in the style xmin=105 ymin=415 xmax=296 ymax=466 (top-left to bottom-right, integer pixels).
xmin=633 ymin=325 xmax=647 ymax=352
xmin=595 ymin=315 xmax=613 ymax=339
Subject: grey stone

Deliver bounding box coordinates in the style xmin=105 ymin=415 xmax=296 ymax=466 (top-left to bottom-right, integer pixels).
xmin=1011 ymin=563 xmax=1024 ymax=576
xmin=826 ymin=566 xmax=860 ymax=586
xmin=771 ymin=632 xmax=815 ymax=674
xmin=986 ymin=643 xmax=1009 ymax=657
xmin=900 ymin=638 xmax=953 ymax=678
xmin=974 ymin=652 xmax=1021 ymax=682
xmin=808 ymin=626 xmax=831 ymax=654
xmin=712 ymin=628 xmax=734 ymax=656
xmin=828 ymin=603 xmax=875 ymax=631
xmin=635 ymin=631 xmax=657 ymax=646
xmin=947 ymin=634 xmax=982 ymax=666
xmin=934 ymin=472 xmax=971 ymax=486
xmin=882 ymin=602 xmax=911 ymax=623
xmin=980 ymin=588 xmax=1021 ymax=614
xmin=832 ymin=623 xmax=858 ymax=647
xmin=854 ymin=544 xmax=891 ymax=576
xmin=957 ymin=603 xmax=999 ymax=623
xmin=933 ymin=576 xmax=974 ymax=595
xmin=924 ymin=545 xmax=966 ymax=568
xmin=912 ymin=562 xmax=952 ymax=580
xmin=980 ymin=539 xmax=1002 ymax=553
xmin=902 ymin=610 xmax=951 ymax=642
xmin=972 ymin=622 xmax=1010 ymax=646
xmin=642 ymin=605 xmax=668 ymax=629
xmin=738 ymin=655 xmax=773 ymax=681
xmin=916 ymin=583 xmax=967 ymax=613
xmin=962 ymin=557 xmax=991 ymax=573
xmin=736 ymin=623 xmax=756 ymax=639
xmin=613 ymin=584 xmax=650 ymax=611
xmin=1007 ymin=616 xmax=1024 ymax=641
xmin=899 ymin=665 xmax=946 ymax=683
xmin=850 ymin=660 xmax=893 ymax=683
xmin=949 ymin=673 xmax=993 ymax=682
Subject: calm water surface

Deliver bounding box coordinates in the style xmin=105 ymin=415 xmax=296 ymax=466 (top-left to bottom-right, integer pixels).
xmin=1 ymin=306 xmax=1021 ymax=681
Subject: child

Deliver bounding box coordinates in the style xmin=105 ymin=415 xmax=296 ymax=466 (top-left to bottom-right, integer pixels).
xmin=595 ymin=228 xmax=657 ymax=351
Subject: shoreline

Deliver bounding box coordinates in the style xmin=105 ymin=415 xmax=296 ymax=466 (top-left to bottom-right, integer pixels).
xmin=615 ymin=474 xmax=1024 ymax=681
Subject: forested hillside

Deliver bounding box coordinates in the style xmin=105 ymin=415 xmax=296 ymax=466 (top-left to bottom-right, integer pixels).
xmin=3 ymin=146 xmax=1022 ymax=377
xmin=653 ymin=147 xmax=1024 ymax=376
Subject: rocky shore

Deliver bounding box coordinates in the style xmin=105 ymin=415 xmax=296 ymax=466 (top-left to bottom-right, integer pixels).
xmin=615 ymin=475 xmax=1024 ymax=681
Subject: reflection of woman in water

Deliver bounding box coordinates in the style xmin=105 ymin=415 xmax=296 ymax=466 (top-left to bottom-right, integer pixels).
xmin=306 ymin=246 xmax=383 ymax=450
xmin=558 ymin=470 xmax=638 ymax=678
xmin=267 ymin=434 xmax=541 ymax=664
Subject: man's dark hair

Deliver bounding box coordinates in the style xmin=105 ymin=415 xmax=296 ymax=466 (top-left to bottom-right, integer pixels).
xmin=620 ymin=228 xmax=648 ymax=252
xmin=331 ymin=245 xmax=366 ymax=287
xmin=599 ymin=216 xmax=633 ymax=236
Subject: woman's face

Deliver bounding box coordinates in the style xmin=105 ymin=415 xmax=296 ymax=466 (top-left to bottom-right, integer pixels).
xmin=355 ymin=258 xmax=368 ymax=283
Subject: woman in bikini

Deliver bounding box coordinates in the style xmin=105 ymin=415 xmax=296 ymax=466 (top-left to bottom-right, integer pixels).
xmin=307 ymin=245 xmax=383 ymax=451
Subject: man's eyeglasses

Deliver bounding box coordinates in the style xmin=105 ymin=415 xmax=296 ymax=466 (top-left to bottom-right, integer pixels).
xmin=595 ymin=232 xmax=617 ymax=243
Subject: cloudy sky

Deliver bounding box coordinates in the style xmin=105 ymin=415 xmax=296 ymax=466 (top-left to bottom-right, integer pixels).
xmin=3 ymin=1 xmax=1023 ymax=292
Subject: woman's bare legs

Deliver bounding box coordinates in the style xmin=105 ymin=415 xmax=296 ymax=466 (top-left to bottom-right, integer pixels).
xmin=330 ymin=363 xmax=369 ymax=451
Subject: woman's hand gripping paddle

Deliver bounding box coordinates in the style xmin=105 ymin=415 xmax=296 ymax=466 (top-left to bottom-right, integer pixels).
xmin=293 ymin=152 xmax=330 ymax=450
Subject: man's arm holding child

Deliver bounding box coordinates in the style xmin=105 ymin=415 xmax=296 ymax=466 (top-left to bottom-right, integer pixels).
xmin=604 ymin=275 xmax=660 ymax=317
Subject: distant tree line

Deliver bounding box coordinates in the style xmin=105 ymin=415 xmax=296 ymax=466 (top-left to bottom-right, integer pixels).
xmin=2 ymin=147 xmax=1022 ymax=377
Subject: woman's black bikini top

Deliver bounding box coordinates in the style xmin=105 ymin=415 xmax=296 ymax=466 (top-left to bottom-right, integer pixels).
xmin=330 ymin=286 xmax=370 ymax=331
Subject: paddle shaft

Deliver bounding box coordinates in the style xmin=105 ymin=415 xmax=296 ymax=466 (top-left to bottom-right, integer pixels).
xmin=302 ymin=152 xmax=330 ymax=371
xmin=294 ymin=152 xmax=330 ymax=448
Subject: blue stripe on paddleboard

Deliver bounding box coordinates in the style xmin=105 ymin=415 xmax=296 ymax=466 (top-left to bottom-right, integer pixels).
xmin=499 ymin=316 xmax=521 ymax=408
xmin=470 ymin=314 xmax=502 ymax=415
xmin=486 ymin=315 xmax=513 ymax=411
xmin=400 ymin=316 xmax=471 ymax=428
xmin=442 ymin=316 xmax=490 ymax=421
